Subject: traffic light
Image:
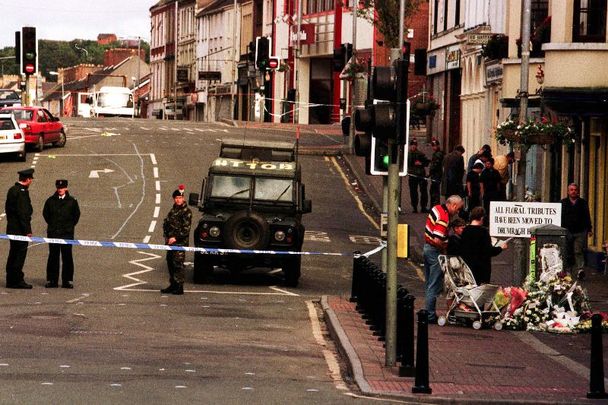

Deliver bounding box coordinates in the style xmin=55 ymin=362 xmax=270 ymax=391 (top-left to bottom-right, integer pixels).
xmin=332 ymin=43 xmax=353 ymax=72
xmin=369 ymin=136 xmax=407 ymax=176
xmin=14 ymin=31 xmax=20 ymax=64
xmin=247 ymin=41 xmax=256 ymax=63
xmin=21 ymin=27 xmax=37 ymax=75
xmin=255 ymin=36 xmax=270 ymax=70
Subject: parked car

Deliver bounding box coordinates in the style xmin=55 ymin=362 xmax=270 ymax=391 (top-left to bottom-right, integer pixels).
xmin=0 ymin=113 xmax=26 ymax=161
xmin=0 ymin=106 xmax=66 ymax=151
xmin=0 ymin=89 xmax=21 ymax=108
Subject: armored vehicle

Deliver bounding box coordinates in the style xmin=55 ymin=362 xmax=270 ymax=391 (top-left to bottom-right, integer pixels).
xmin=188 ymin=140 xmax=312 ymax=287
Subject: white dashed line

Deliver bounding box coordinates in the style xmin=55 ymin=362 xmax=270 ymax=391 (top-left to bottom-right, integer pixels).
xmin=153 ymin=206 xmax=160 ymax=218
xmin=156 ymin=194 xmax=161 ymax=204
xmin=143 ymin=235 xmax=151 ymax=244
xmin=153 ymin=167 xmax=159 ymax=178
xmin=148 ymin=220 xmax=156 ymax=233
xmin=150 ymin=153 xmax=157 ymax=165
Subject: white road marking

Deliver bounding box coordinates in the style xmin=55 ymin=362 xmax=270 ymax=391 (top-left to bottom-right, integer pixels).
xmin=150 ymin=153 xmax=157 ymax=165
xmin=88 ymin=168 xmax=115 ymax=178
xmin=306 ymin=300 xmax=349 ymax=392
xmin=155 ymin=181 xmax=161 ymax=191
xmin=66 ymin=294 xmax=90 ymax=304
xmin=268 ymin=286 xmax=299 ymax=296
xmin=153 ymin=207 xmax=160 ymax=218
xmin=156 ymin=194 xmax=161 ymax=204
xmin=153 ymin=167 xmax=159 ymax=178
xmin=143 ymin=235 xmax=151 ymax=244
xmin=114 ymin=251 xmax=160 ymax=291
xmin=148 ymin=220 xmax=156 ymax=233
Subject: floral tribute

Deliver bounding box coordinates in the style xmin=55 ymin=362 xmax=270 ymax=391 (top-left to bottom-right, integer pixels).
xmin=495 ymin=272 xmax=604 ymax=333
xmin=495 ymin=116 xmax=575 ymax=146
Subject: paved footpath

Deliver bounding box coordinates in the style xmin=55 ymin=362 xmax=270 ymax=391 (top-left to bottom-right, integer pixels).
xmin=235 ymin=121 xmax=608 ymax=403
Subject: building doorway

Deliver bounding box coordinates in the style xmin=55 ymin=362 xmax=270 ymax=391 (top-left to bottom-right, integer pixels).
xmin=309 ymin=58 xmax=332 ymax=124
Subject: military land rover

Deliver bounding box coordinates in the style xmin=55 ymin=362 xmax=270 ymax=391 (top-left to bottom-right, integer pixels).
xmin=188 ymin=140 xmax=312 ymax=287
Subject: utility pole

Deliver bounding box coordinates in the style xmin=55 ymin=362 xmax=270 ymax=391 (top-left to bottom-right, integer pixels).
xmin=348 ymin=0 xmax=358 ymax=153
xmin=385 ymin=0 xmax=407 ymax=368
xmin=294 ymin=0 xmax=303 ymax=123
xmin=232 ymin=0 xmax=238 ymax=121
xmin=513 ymin=0 xmax=532 ymax=285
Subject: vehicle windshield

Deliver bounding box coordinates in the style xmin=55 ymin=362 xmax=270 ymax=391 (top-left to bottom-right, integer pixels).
xmin=0 ymin=90 xmax=19 ymax=100
xmin=255 ymin=178 xmax=293 ymax=202
xmin=210 ymin=175 xmax=251 ymax=200
xmin=7 ymin=109 xmax=33 ymax=121
xmin=97 ymin=92 xmax=131 ymax=108
xmin=0 ymin=117 xmax=16 ymax=130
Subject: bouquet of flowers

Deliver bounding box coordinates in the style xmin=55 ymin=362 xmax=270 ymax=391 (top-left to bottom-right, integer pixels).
xmin=501 ymin=273 xmax=591 ymax=333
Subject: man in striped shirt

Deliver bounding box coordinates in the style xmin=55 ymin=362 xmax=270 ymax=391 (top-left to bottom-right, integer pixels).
xmin=424 ymin=195 xmax=464 ymax=323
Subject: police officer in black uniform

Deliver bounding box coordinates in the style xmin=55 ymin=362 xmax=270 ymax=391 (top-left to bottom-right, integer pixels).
xmin=43 ymin=179 xmax=81 ymax=288
xmin=5 ymin=168 xmax=35 ymax=289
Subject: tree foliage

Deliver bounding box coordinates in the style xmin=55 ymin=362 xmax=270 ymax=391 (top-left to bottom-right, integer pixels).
xmin=359 ymin=0 xmax=423 ymax=48
xmin=1 ymin=39 xmax=150 ymax=82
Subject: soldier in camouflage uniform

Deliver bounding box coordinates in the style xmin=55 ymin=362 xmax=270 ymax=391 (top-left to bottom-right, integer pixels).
xmin=161 ymin=186 xmax=192 ymax=295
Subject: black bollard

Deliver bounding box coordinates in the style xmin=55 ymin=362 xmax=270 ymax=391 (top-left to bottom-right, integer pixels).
xmin=399 ymin=294 xmax=416 ymax=377
xmin=350 ymin=252 xmax=362 ymax=303
xmin=587 ymin=313 xmax=607 ymax=399
xmin=412 ymin=309 xmax=432 ymax=394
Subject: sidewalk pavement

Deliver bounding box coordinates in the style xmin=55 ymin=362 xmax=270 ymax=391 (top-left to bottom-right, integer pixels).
xmin=234 ymin=121 xmax=608 ymax=403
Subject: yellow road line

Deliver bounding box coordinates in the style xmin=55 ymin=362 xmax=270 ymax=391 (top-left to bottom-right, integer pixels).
xmin=326 ymin=156 xmax=379 ymax=230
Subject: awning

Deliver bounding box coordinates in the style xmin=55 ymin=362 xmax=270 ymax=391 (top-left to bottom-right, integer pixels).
xmin=542 ymin=87 xmax=608 ymax=117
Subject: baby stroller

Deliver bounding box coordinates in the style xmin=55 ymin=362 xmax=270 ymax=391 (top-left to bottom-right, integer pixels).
xmin=437 ymin=255 xmax=503 ymax=330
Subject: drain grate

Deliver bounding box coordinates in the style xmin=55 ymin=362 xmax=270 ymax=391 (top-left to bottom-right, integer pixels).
xmin=465 ymin=362 xmax=526 ymax=370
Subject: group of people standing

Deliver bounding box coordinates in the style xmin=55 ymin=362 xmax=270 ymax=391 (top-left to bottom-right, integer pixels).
xmin=5 ymin=169 xmax=80 ymax=289
xmin=5 ymin=168 xmax=192 ymax=295
xmin=407 ymin=140 xmax=514 ymax=225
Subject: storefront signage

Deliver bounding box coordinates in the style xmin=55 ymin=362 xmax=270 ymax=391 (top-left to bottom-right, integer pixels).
xmin=485 ymin=62 xmax=503 ymax=85
xmin=446 ymin=45 xmax=461 ymax=70
xmin=489 ymin=202 xmax=562 ymax=238
xmin=198 ymin=71 xmax=222 ymax=81
xmin=290 ymin=24 xmax=315 ymax=46
xmin=467 ymin=33 xmax=494 ymax=45
xmin=177 ymin=68 xmax=189 ymax=83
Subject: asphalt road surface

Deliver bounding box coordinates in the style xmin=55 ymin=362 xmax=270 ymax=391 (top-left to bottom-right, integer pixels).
xmin=0 ymin=117 xmax=388 ymax=404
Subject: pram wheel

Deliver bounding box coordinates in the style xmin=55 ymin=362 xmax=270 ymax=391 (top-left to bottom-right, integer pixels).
xmin=493 ymin=321 xmax=503 ymax=331
xmin=472 ymin=320 xmax=482 ymax=330
xmin=437 ymin=316 xmax=447 ymax=326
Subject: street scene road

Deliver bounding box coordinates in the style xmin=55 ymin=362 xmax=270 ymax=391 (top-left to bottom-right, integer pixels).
xmin=0 ymin=117 xmax=383 ymax=403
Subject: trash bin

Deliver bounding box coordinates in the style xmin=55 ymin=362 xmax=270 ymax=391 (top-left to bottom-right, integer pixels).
xmin=529 ymin=224 xmax=567 ymax=281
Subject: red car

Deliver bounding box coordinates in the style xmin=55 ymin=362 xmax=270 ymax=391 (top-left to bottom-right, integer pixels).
xmin=0 ymin=106 xmax=66 ymax=151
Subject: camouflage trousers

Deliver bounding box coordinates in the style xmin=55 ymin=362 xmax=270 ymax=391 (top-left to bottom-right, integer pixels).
xmin=166 ymin=250 xmax=185 ymax=284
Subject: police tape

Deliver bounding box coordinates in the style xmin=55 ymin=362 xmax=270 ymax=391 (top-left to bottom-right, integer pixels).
xmin=0 ymin=233 xmax=385 ymax=258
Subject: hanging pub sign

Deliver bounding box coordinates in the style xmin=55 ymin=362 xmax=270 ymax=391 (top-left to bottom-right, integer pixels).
xmin=446 ymin=45 xmax=461 ymax=70
xmin=290 ymin=24 xmax=315 ymax=46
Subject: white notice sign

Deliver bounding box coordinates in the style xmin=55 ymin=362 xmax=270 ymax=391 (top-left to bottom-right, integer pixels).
xmin=489 ymin=202 xmax=561 ymax=238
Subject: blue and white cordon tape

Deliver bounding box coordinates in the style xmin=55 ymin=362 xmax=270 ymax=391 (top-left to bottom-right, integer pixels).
xmin=0 ymin=233 xmax=385 ymax=258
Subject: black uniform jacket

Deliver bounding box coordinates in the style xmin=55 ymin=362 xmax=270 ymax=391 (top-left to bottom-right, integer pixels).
xmin=5 ymin=182 xmax=33 ymax=235
xmin=43 ymin=192 xmax=81 ymax=238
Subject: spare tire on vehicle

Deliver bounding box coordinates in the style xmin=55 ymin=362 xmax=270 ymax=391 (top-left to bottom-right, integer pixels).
xmin=223 ymin=211 xmax=270 ymax=250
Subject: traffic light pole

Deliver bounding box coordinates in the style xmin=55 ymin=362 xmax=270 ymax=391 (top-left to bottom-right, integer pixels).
xmin=385 ymin=0 xmax=407 ymax=368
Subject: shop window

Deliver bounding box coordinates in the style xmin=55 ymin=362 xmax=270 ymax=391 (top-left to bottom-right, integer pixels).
xmin=306 ymin=0 xmax=335 ymax=14
xmin=573 ymin=0 xmax=607 ymax=42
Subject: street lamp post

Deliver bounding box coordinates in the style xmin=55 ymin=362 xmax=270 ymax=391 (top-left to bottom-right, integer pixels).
xmin=48 ymin=70 xmax=64 ymax=117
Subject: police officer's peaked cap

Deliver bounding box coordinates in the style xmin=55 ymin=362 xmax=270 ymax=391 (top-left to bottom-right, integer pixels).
xmin=172 ymin=189 xmax=184 ymax=198
xmin=55 ymin=179 xmax=68 ymax=188
xmin=18 ymin=168 xmax=34 ymax=179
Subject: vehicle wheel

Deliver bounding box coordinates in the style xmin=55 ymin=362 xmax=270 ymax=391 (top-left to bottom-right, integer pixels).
xmin=54 ymin=130 xmax=67 ymax=147
xmin=494 ymin=321 xmax=503 ymax=331
xmin=223 ymin=211 xmax=270 ymax=250
xmin=193 ymin=253 xmax=214 ymax=284
xmin=18 ymin=150 xmax=27 ymax=162
xmin=36 ymin=135 xmax=44 ymax=152
xmin=472 ymin=320 xmax=483 ymax=330
xmin=437 ymin=316 xmax=447 ymax=327
xmin=283 ymin=255 xmax=301 ymax=287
